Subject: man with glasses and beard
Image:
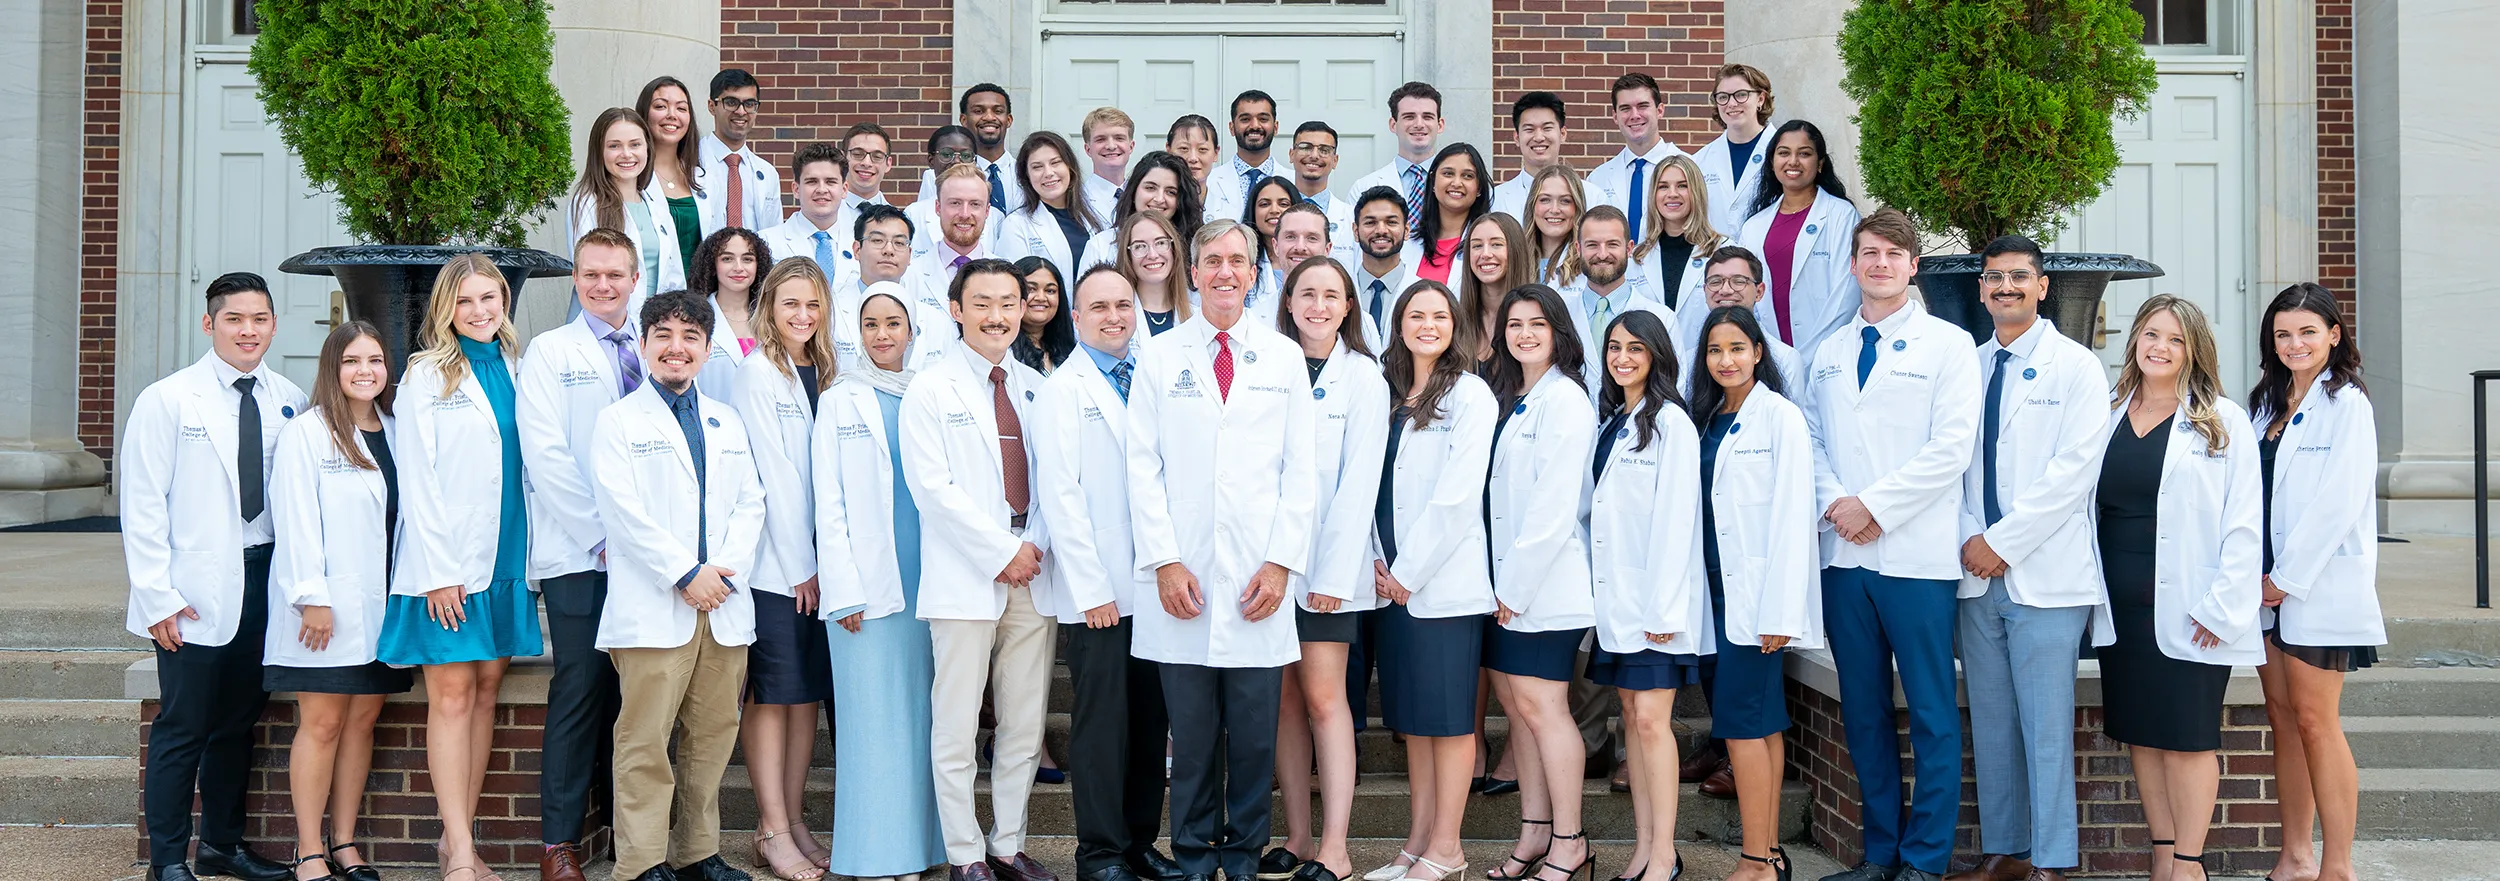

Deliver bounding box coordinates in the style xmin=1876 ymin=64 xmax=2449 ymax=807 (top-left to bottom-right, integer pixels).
xmin=698 ymin=68 xmax=780 ymax=235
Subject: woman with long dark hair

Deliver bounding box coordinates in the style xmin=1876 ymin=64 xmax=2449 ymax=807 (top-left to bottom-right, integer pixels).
xmin=1733 ymin=120 xmax=1859 ymax=356
xmin=1457 ymin=214 xmax=1537 ymax=369
xmin=1079 ymin=152 xmax=1208 ymax=275
xmin=566 ymin=107 xmax=685 ymax=310
xmin=2248 ymin=283 xmax=2380 ymax=881
xmin=1414 ymin=144 xmax=1491 ymax=285
xmin=999 ymin=131 xmax=1105 ymax=284
xmin=636 ymin=75 xmax=707 ymax=272
xmin=1116 ymin=211 xmax=1194 ymax=336
xmin=690 ymin=226 xmax=774 ymax=401
xmin=1010 ymin=256 xmax=1079 ymax=373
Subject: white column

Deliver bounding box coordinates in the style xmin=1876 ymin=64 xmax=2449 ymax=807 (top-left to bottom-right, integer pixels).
xmin=0 ymin=0 xmax=108 ymax=525
xmin=1406 ymin=0 xmax=1495 ymax=151
xmin=2251 ymin=0 xmax=2320 ymax=298
xmin=1723 ymin=0 xmax=1863 ymax=199
xmin=2357 ymin=0 xmax=2500 ymax=535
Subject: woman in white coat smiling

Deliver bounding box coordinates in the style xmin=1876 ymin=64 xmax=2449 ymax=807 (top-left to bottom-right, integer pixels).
xmin=811 ymin=289 xmax=948 ymax=880
xmin=2095 ymin=295 xmax=2264 ymax=881
xmin=1479 ymin=284 xmax=1601 ymax=881
xmin=1733 ymin=120 xmax=1859 ymax=358
xmin=1366 ymin=280 xmax=1496 ymax=881
xmin=264 ymin=322 xmax=413 ymax=881
xmin=2246 ymin=284 xmax=2381 ymax=881
xmin=734 ymin=257 xmax=839 ymax=880
xmin=691 ymin=227 xmax=771 ymax=404
xmin=567 ymin=107 xmax=686 ymax=315
xmin=1270 ymin=257 xmax=1391 ymax=881
xmin=997 ymin=131 xmax=1104 ymax=284
xmin=375 ymin=255 xmax=544 ymax=881
xmin=1582 ymin=310 xmax=1707 ymax=881
xmin=1684 ymin=306 xmax=1822 ymax=881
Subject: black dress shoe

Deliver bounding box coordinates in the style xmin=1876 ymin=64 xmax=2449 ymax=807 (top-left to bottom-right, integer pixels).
xmin=955 ymin=862 xmax=1002 ymax=881
xmin=195 ymin=842 xmax=295 ymax=881
xmin=1258 ymin=848 xmax=1305 ymax=881
xmin=1477 ymin=776 xmax=1520 ymax=796
xmin=1127 ymin=848 xmax=1188 ymax=881
xmin=1816 ymin=863 xmax=1896 ymax=881
xmin=1083 ymin=866 xmax=1141 ymax=881
xmin=1292 ymin=862 xmax=1347 ymax=881
xmin=991 ymin=852 xmax=1060 ymax=881
xmin=628 ymin=865 xmax=680 ymax=881
xmin=674 ymin=854 xmax=753 ymax=881
xmin=150 ymin=866 xmax=202 ymax=881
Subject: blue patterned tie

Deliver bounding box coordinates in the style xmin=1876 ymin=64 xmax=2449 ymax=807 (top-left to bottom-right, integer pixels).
xmin=1402 ymin=164 xmax=1426 ymax=232
xmin=1109 ymin=360 xmax=1133 ymax=404
xmin=1983 ymin=349 xmax=2012 ymax=525
xmin=1625 ymin=157 xmax=1650 ymax=239
xmin=606 ymin=330 xmax=643 ymax=397
xmin=987 ymin=162 xmax=1006 ymax=211
xmin=1856 ymin=325 xmax=1880 ymax=390
xmin=813 ymin=230 xmax=835 ymax=272
xmin=1243 ymin=164 xmax=1267 ymax=206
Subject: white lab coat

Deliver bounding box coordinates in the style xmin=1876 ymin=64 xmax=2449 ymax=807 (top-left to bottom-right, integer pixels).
xmin=829 ymin=278 xmax=953 ymax=374
xmin=1381 ymin=374 xmax=1500 ymax=619
xmin=1668 ymin=304 xmax=1806 ymax=402
xmin=696 ymin=133 xmax=784 ymax=235
xmin=1296 ymin=345 xmax=1393 ymax=614
xmin=1586 ymin=141 xmax=1689 ymax=234
xmin=902 ymin=241 xmax=999 ymax=313
xmin=915 ymin=158 xmax=1028 ymax=215
xmin=566 ymin=186 xmax=688 ymax=316
xmin=1589 ymin=400 xmax=1709 ymax=655
xmin=1957 ymin=323 xmax=2113 ymax=613
xmin=1735 ymin=189 xmax=1860 ymax=357
xmin=759 ymin=211 xmax=857 ymax=285
xmin=1627 ymin=237 xmax=1716 ymax=315
xmin=1125 ymin=317 xmax=1320 ymax=667
xmin=589 ymin=384 xmax=768 ymax=649
xmin=697 ymin=296 xmax=754 ymax=406
xmin=2097 ymin=395 xmax=2267 ymax=666
xmin=1558 ymin=282 xmax=1674 ymax=394
xmin=898 ymin=346 xmax=1057 ymax=622
xmin=1804 ymin=299 xmax=1983 ymax=581
xmin=1692 ymin=128 xmax=1771 ymax=234
xmin=265 ymin=412 xmax=399 ymax=668
xmin=120 ymin=353 xmax=307 ymax=646
xmin=2258 ymin=377 xmax=2385 ymax=647
xmin=516 ymin=318 xmax=627 ymax=579
xmin=1351 ymin=260 xmax=1418 ymax=355
xmin=997 ymin=204 xmax=1085 ymax=283
xmin=1486 ymin=369 xmax=1599 ymax=632
xmin=812 ymin=378 xmax=912 ymax=622
xmin=734 ymin=353 xmax=822 ymax=596
xmin=1201 ymin=155 xmax=1290 ymax=227
xmin=1350 ymin=160 xmax=1419 ymax=215
xmin=1031 ymin=349 xmax=1152 ymax=622
xmin=1705 ymin=388 xmax=1826 ymax=649
xmin=1083 ymin=174 xmax=1123 ymax=225
xmin=392 ymin=356 xmax=521 ymax=598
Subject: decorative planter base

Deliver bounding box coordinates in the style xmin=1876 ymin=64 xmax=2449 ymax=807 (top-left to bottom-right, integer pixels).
xmin=279 ymin=245 xmax=574 ymax=370
xmin=1914 ymin=252 xmax=2163 ymax=347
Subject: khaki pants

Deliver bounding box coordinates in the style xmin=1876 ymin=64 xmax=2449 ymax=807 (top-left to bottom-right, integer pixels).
xmin=929 ymin=588 xmax=1056 ymax=866
xmin=609 ymin=613 xmax=750 ymax=876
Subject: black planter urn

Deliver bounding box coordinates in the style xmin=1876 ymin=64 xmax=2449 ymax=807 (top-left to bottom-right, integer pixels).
xmin=1913 ymin=252 xmax=2163 ymax=347
xmin=279 ymin=245 xmax=575 ymax=372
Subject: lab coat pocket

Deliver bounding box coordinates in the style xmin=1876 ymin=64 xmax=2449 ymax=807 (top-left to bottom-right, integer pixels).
xmin=169 ymin=549 xmax=229 ymax=611
xmin=447 ymin=504 xmax=487 ymax=568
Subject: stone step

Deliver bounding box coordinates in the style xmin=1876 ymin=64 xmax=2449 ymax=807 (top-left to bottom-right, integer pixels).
xmin=0 ymin=699 xmax=139 ymax=757
xmin=2357 ymin=768 xmax=2500 ymax=840
xmin=2341 ymin=715 xmax=2500 ymax=770
xmin=0 ymin=534 xmax=137 ymax=650
xmin=0 ymin=755 xmax=136 ymax=826
xmin=715 ymin=766 xmax=1809 ymax=843
xmin=0 ymin=650 xmax=151 ymax=700
xmin=2383 ymin=615 xmax=2500 ymax=668
xmin=2339 ymin=665 xmax=2500 ymax=717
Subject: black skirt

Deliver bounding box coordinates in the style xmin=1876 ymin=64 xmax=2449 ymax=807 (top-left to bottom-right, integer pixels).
xmin=747 ymin=590 xmax=835 ymax=704
xmin=1376 ymin=603 xmax=1483 ymax=737
xmin=263 ymin=660 xmax=414 ymax=696
xmin=2100 ymin=554 xmax=2229 ymax=752
xmin=1483 ymin=623 xmax=1587 ymax=682
xmin=1296 ymin=606 xmax=1362 ymax=644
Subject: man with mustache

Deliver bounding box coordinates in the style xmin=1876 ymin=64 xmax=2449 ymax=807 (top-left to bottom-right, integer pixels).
xmin=1559 ymin=206 xmax=1669 ymax=383
xmin=1203 ymin=89 xmax=1287 ymax=226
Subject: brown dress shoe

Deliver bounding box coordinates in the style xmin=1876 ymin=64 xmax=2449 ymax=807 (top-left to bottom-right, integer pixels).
xmin=1678 ymin=743 xmax=1723 ymax=783
xmin=1696 ymin=762 xmax=1736 ymax=799
xmin=540 ymin=843 xmax=591 ymax=881
xmin=990 ymin=852 xmax=1061 ymax=881
xmin=1942 ymin=854 xmax=2032 ymax=881
xmin=2025 ymin=869 xmax=2064 ymax=881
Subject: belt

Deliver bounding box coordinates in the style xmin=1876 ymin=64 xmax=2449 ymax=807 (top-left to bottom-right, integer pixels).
xmin=1010 ymin=513 xmax=1029 ymax=529
xmin=243 ymin=543 xmax=275 ymax=563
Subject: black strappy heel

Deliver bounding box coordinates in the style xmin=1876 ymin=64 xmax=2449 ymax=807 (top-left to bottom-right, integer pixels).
xmin=1488 ymin=819 xmax=1551 ymax=881
xmin=1740 ymin=850 xmax=1787 ymax=881
xmin=1527 ymin=831 xmax=1594 ymax=881
xmin=324 ymin=840 xmax=381 ymax=881
xmin=292 ymin=852 xmax=337 ymax=881
xmin=2173 ymin=851 xmax=2208 ymax=878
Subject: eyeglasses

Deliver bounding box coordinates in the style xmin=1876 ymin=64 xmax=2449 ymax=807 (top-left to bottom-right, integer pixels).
xmin=1704 ymin=275 xmax=1758 ymax=291
xmin=846 ymin=148 xmax=890 ymax=165
xmin=1977 ymin=270 xmax=2041 ymax=286
xmin=1292 ymin=142 xmax=1338 ymax=156
xmin=931 ymin=149 xmax=977 ymax=162
xmin=1712 ymin=89 xmax=1761 ymax=105
xmin=1126 ymin=237 xmax=1176 ymax=256
xmin=859 ymin=233 xmax=909 ymax=251
xmin=714 ymin=97 xmax=761 ymax=111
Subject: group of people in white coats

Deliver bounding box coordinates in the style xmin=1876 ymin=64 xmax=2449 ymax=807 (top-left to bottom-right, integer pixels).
xmin=122 ymin=56 xmax=2385 ymax=881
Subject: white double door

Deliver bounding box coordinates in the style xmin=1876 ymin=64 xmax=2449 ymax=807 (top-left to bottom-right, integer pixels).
xmin=182 ymin=50 xmax=348 ymax=393
xmin=1038 ymin=32 xmax=1404 ymax=196
xmin=2050 ymin=64 xmax=2251 ymax=391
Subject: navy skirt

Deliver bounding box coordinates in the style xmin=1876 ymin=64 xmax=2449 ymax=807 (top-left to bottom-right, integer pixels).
xmin=264 ymin=660 xmax=414 ymax=696
xmin=748 ymin=590 xmax=835 ymax=704
xmin=1589 ymin=645 xmax=1704 ymax=692
xmin=1376 ymin=603 xmax=1483 ymax=737
xmin=1297 ymin=606 xmax=1361 ymax=644
xmin=1708 ymin=599 xmax=1792 ymax=740
xmin=1484 ymin=624 xmax=1588 ymax=682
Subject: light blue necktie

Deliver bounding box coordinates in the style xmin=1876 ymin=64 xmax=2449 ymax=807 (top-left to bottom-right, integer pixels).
xmin=1625 ymin=157 xmax=1650 ymax=239
xmin=813 ymin=230 xmax=835 ymax=272
xmin=1983 ymin=349 xmax=2012 ymax=524
xmin=1856 ymin=325 xmax=1881 ymax=389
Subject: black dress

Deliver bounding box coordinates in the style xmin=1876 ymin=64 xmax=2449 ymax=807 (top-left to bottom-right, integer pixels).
xmin=263 ymin=429 xmax=417 ymax=696
xmin=2096 ymin=414 xmax=2228 ymax=751
xmin=2258 ymin=430 xmax=2378 ymax=672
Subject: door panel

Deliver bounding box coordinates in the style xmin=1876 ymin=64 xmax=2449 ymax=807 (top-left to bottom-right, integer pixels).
xmin=186 ymin=56 xmax=349 ymax=392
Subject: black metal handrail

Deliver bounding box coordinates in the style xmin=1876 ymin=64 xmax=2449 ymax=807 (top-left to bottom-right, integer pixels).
xmin=2477 ymin=369 xmax=2499 ymax=609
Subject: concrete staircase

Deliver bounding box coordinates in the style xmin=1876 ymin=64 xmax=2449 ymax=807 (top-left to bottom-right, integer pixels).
xmin=2349 ymin=629 xmax=2500 ymax=840
xmin=0 ymin=649 xmax=149 ymax=827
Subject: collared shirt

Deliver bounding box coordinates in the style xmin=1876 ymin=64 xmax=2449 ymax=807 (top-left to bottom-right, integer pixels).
xmin=1978 ymin=315 xmax=2051 ymax=373
xmin=1579 ymin=280 xmax=1636 ymax=326
xmin=1082 ymin=342 xmax=1135 ymax=404
xmin=579 ymin=310 xmax=636 ymax=383
xmin=1849 ymin=298 xmax=1921 ymax=359
xmin=653 ymin=380 xmax=716 ymax=588
xmin=206 ymin=353 xmax=284 ymax=546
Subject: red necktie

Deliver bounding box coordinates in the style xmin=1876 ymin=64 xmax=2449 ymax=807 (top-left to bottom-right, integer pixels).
xmin=991 ymin=366 xmax=1030 ymax=513
xmin=1213 ymin=331 xmax=1235 ymax=402
xmin=724 ymin=153 xmax=745 ymax=229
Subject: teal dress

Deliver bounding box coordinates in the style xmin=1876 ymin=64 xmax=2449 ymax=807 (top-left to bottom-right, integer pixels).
xmin=376 ymin=337 xmax=545 ymax=665
xmin=822 ymin=389 xmax=945 ymax=874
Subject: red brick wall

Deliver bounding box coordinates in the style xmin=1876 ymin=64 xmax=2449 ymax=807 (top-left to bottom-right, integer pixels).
xmin=721 ymin=0 xmax=955 ymax=207
xmin=2314 ymin=2 xmax=2356 ymax=310
xmin=1786 ymin=681 xmax=2285 ymax=877
xmin=1490 ymin=1 xmax=1727 ymax=175
xmin=80 ymin=0 xmax=123 ymax=463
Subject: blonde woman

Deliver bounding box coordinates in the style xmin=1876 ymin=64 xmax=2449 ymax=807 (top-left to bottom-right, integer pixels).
xmin=735 ymin=258 xmax=843 ymax=880
xmin=1628 ymin=154 xmax=1722 ymax=312
xmin=2097 ymin=295 xmax=2263 ymax=881
xmin=1525 ymin=164 xmax=1591 ymax=287
xmin=1116 ymin=210 xmax=1194 ymax=336
xmin=377 ymin=254 xmax=544 ymax=881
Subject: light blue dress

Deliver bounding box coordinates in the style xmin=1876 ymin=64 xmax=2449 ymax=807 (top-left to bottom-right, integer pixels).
xmin=823 ymin=389 xmax=946 ymax=875
xmin=376 ymin=337 xmax=545 ymax=665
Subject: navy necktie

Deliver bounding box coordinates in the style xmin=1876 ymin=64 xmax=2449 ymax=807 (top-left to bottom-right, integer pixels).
xmin=1856 ymin=325 xmax=1881 ymax=390
xmin=668 ymin=389 xmax=709 ymax=560
xmin=1369 ymin=279 xmax=1388 ymax=330
xmin=1625 ymin=156 xmax=1650 ymax=239
xmin=234 ymin=376 xmax=263 ymax=521
xmin=1983 ymin=348 xmax=2012 ymax=525
xmin=987 ymin=162 xmax=1006 ymax=211
xmin=1243 ymin=165 xmax=1267 ymax=204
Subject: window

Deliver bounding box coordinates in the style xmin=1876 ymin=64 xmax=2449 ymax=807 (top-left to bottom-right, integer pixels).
xmin=2133 ymin=0 xmax=2205 ymax=46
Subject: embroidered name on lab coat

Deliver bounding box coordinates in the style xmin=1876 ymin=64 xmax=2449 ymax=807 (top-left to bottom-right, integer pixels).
xmin=435 ymin=392 xmax=476 ymax=411
xmin=319 ymin=456 xmax=362 ymax=475
xmin=836 ymin=422 xmax=872 ymax=440
xmin=559 ymin=369 xmax=602 ymax=388
xmin=774 ymin=402 xmax=808 ymax=420
xmin=945 ymin=412 xmax=977 ymax=428
xmin=1813 ymin=365 xmax=1846 ymax=384
xmin=1245 ymin=384 xmax=1291 ymax=395
xmin=629 ymin=439 xmax=676 ymax=458
xmin=1886 ymin=369 xmax=1930 ymax=381
xmin=180 ymin=425 xmax=212 ymax=443
xmin=1082 ymin=406 xmax=1105 ymax=423
xmin=1170 ymin=370 xmax=1204 ymax=399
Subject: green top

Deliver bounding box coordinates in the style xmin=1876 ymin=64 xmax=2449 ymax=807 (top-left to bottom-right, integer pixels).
xmin=668 ymin=196 xmax=702 ymax=276
xmin=626 ymin=202 xmax=662 ymax=299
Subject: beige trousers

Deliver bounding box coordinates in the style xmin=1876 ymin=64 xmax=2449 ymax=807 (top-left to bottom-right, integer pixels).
xmin=608 ymin=613 xmax=751 ymax=876
xmin=928 ymin=588 xmax=1057 ymax=866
